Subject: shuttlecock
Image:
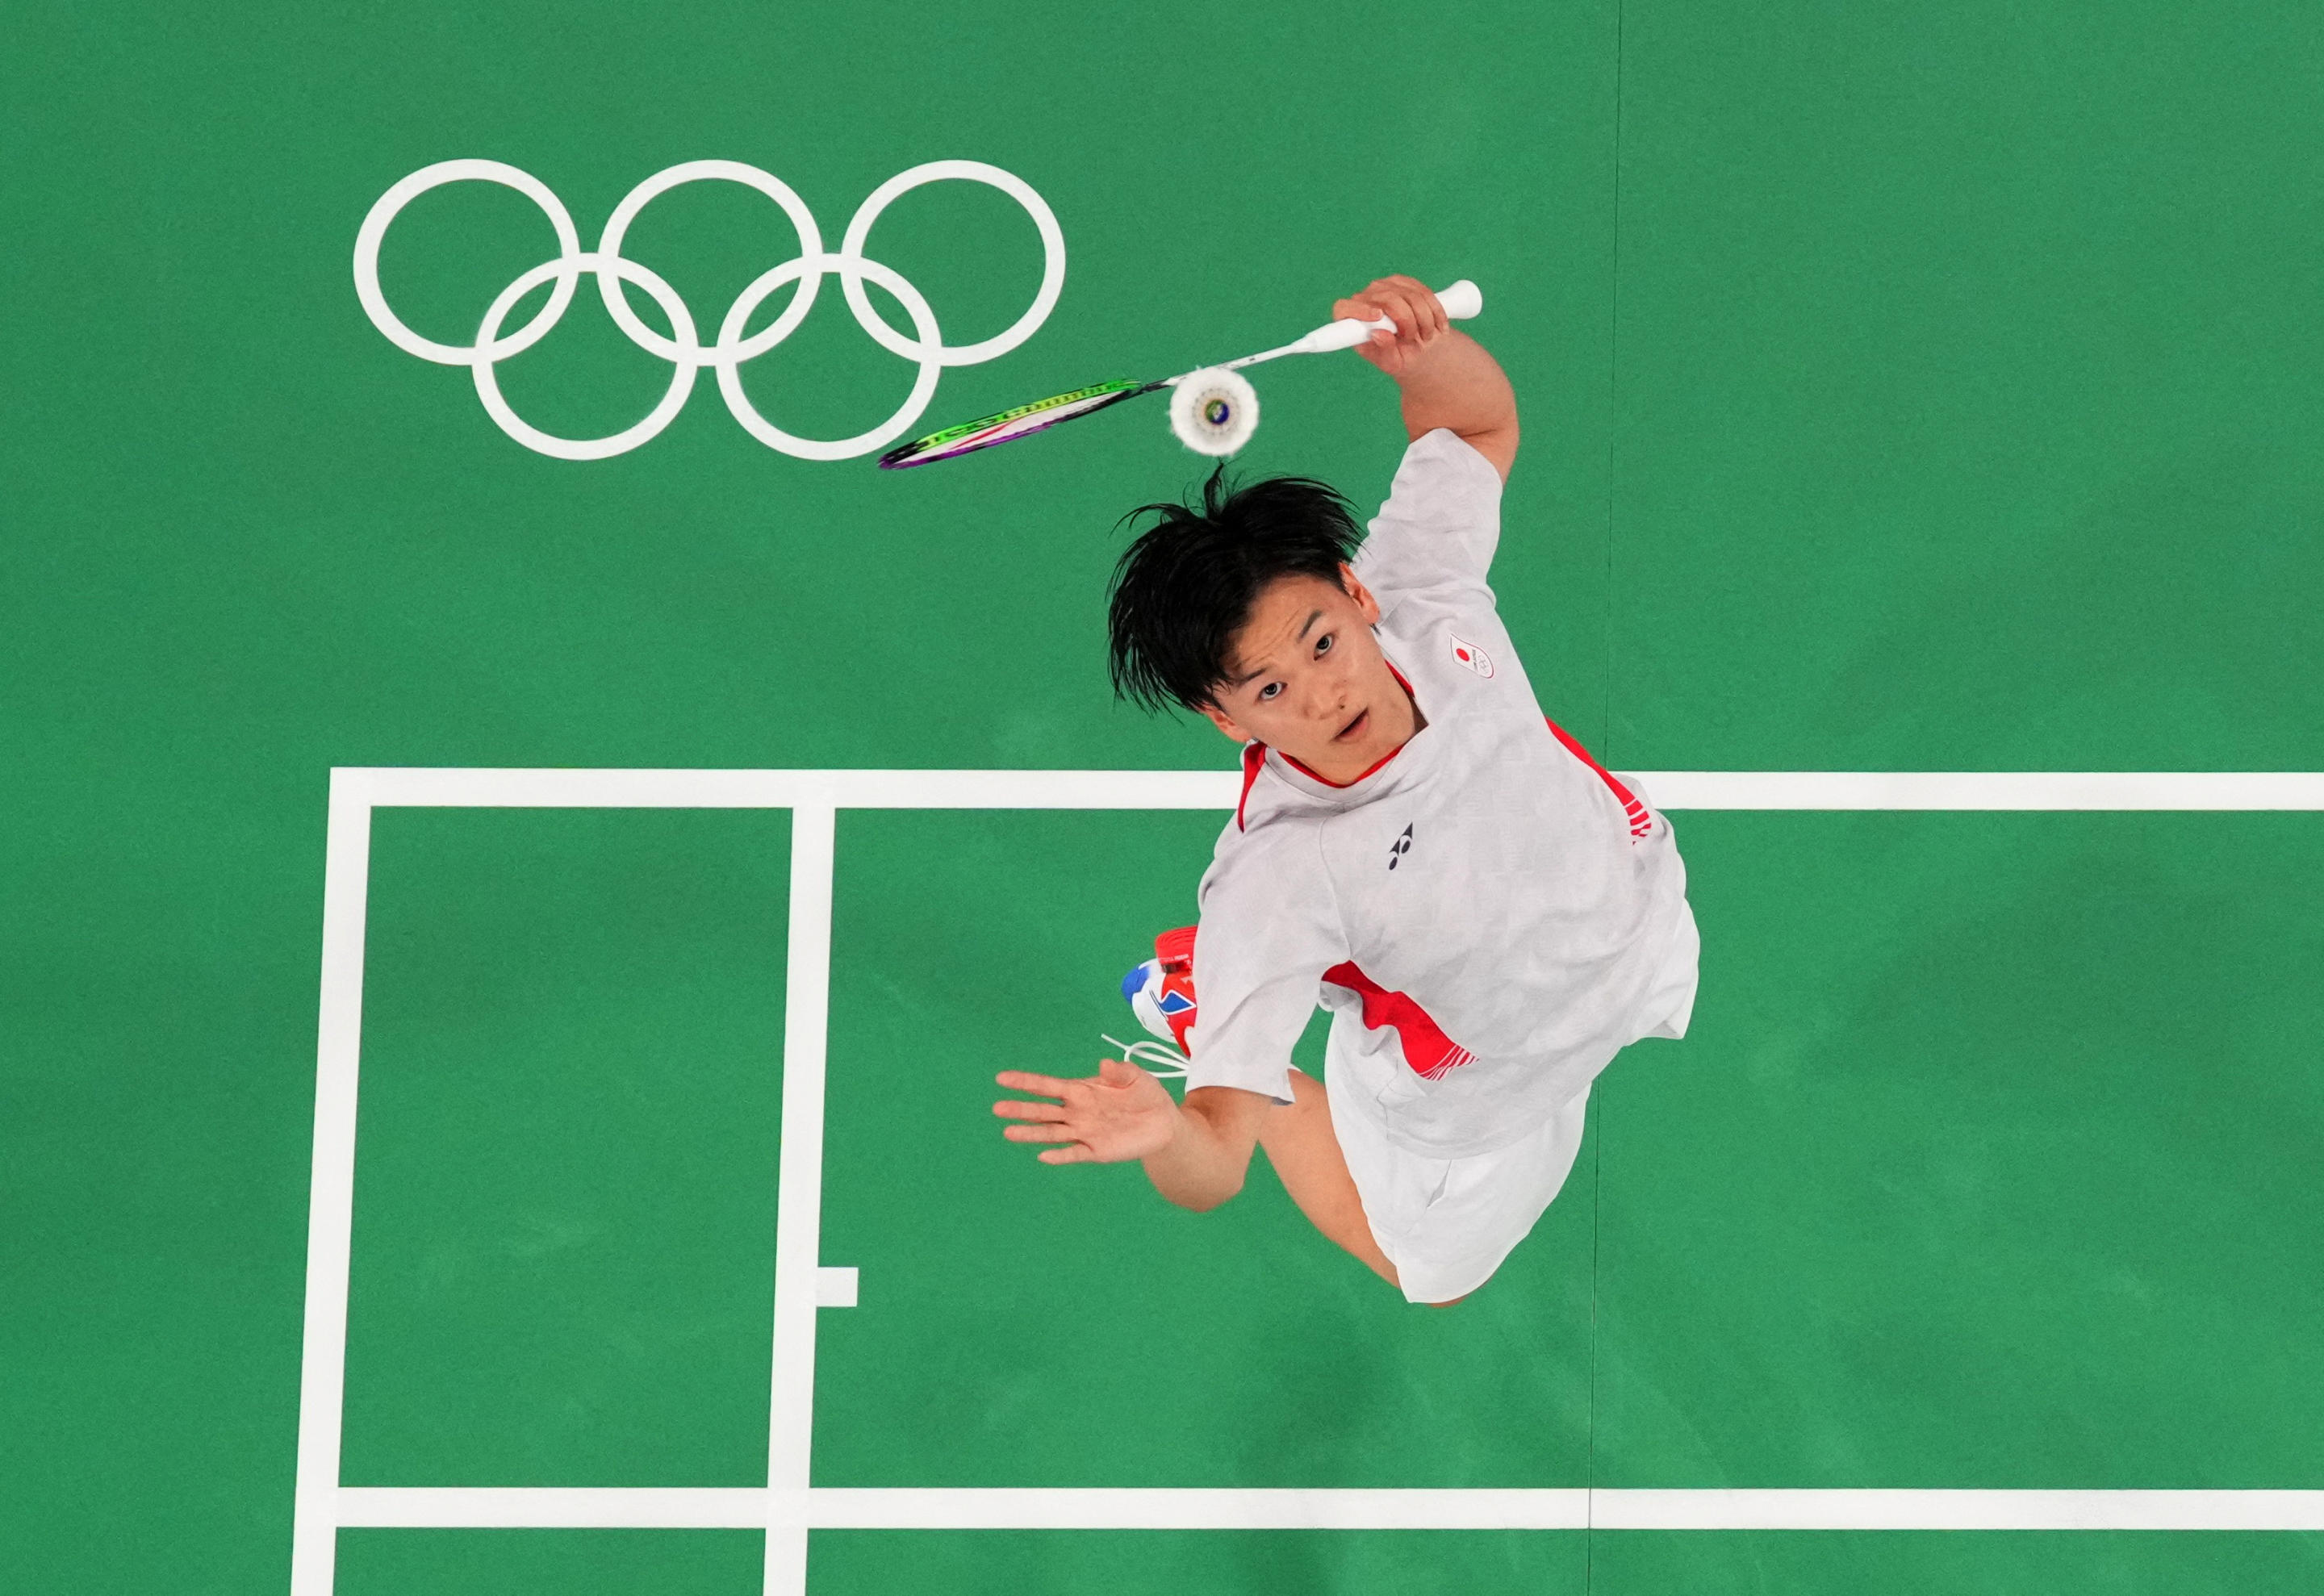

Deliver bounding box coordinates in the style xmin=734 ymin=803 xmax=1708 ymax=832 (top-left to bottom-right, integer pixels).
xmin=1168 ymin=368 xmax=1259 ymax=456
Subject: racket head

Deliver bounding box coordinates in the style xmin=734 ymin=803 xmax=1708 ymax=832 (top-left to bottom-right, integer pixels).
xmin=877 ymin=379 xmax=1156 ymax=469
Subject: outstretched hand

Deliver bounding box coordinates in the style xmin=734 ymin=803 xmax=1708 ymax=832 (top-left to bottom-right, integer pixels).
xmin=993 ymin=1059 xmax=1180 ymax=1165
xmin=1333 ymin=274 xmax=1451 ymax=379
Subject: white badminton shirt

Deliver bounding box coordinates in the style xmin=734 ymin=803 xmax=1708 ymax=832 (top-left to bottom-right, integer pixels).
xmin=1183 ymin=429 xmax=1693 ymax=1158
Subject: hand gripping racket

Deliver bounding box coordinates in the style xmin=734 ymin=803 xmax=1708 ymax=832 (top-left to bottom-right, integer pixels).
xmin=876 ymin=278 xmax=1484 ymax=469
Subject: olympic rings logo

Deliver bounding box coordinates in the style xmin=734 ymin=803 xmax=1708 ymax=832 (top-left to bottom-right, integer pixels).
xmin=353 ymin=158 xmax=1064 ymax=462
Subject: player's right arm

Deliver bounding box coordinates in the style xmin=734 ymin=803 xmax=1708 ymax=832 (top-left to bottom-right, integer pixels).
xmin=993 ymin=1065 xmax=1273 ymax=1211
xmin=1334 ymin=274 xmax=1519 ymax=480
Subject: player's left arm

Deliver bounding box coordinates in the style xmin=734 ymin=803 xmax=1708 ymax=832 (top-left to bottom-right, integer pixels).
xmin=1333 ymin=274 xmax=1519 ymax=480
xmin=994 ymin=1064 xmax=1273 ymax=1212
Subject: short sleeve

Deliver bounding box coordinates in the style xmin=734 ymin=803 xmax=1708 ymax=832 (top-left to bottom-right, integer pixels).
xmin=1351 ymin=428 xmax=1505 ymax=612
xmin=1182 ymin=829 xmax=1344 ymax=1104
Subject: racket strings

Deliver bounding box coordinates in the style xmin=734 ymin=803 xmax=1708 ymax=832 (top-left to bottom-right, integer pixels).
xmin=878 ymin=380 xmax=1149 ymax=467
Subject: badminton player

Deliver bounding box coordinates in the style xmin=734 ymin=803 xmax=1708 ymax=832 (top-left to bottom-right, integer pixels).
xmin=993 ymin=276 xmax=1699 ymax=1304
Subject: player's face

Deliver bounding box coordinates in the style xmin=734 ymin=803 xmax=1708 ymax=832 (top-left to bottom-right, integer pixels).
xmin=1200 ymin=568 xmax=1421 ymax=783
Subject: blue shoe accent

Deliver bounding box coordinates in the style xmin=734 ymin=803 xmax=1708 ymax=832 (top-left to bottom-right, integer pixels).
xmin=1120 ymin=963 xmax=1148 ymax=1003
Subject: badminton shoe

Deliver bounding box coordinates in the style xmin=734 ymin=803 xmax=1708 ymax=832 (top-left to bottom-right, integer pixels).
xmin=1105 ymin=925 xmax=1198 ymax=1080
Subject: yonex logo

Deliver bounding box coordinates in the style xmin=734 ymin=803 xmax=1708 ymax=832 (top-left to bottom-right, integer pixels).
xmin=1156 ymin=989 xmax=1195 ymax=1016
xmin=1388 ymin=823 xmax=1415 ymax=870
xmin=353 ymin=158 xmax=1065 ymax=462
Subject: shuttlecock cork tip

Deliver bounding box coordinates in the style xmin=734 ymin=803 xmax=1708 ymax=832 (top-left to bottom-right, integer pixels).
xmin=1168 ymin=368 xmax=1259 ymax=457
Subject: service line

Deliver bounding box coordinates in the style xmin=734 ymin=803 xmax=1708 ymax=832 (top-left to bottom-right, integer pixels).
xmin=337 ymin=767 xmax=2324 ymax=812
xmin=328 ymin=1485 xmax=2324 ymax=1532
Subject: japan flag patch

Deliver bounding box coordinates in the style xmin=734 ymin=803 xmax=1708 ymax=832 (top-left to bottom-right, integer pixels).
xmin=1449 ymin=634 xmax=1495 ymax=679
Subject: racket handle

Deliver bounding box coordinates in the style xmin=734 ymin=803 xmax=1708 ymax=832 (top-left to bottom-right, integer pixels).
xmin=1436 ymin=278 xmax=1484 ymax=320
xmin=1301 ymin=279 xmax=1484 ymax=353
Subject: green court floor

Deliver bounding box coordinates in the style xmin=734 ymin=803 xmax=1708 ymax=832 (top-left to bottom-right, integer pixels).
xmin=4 ymin=2 xmax=2321 ymax=1592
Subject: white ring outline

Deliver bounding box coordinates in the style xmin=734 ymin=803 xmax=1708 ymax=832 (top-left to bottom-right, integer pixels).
xmin=351 ymin=158 xmax=1065 ymax=461
xmin=594 ymin=160 xmax=826 ymax=363
xmin=714 ymin=253 xmax=944 ymax=464
xmin=473 ymin=253 xmax=700 ymax=463
xmin=839 ymin=160 xmax=1065 ymax=366
xmin=353 ymin=160 xmax=582 ymax=366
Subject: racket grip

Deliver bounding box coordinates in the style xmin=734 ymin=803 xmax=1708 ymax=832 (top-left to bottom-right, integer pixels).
xmin=1307 ymin=279 xmax=1484 ymax=352
xmin=1436 ymin=278 xmax=1483 ymax=320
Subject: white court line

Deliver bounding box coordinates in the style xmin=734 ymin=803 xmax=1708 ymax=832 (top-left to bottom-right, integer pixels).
xmin=329 ymin=1485 xmax=2324 ymax=1532
xmin=335 ymin=1486 xmax=771 ymax=1529
xmin=290 ymin=766 xmax=2324 ymax=1596
xmin=342 ymin=766 xmax=1241 ymax=810
xmin=1639 ymin=770 xmax=2324 ymax=811
xmin=336 ymin=767 xmax=2324 ymax=811
xmin=765 ymin=804 xmax=835 ymax=1594
xmin=1588 ymin=1489 xmax=2324 ymax=1531
xmin=288 ymin=780 xmax=373 ymax=1596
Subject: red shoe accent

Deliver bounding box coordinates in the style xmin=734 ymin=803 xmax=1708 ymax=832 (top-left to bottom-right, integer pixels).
xmin=1155 ymin=925 xmax=1196 ymax=969
xmin=1154 ymin=926 xmax=1198 ymax=1053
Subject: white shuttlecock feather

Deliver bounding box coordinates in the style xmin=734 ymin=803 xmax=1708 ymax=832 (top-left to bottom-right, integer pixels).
xmin=1168 ymin=367 xmax=1259 ymax=457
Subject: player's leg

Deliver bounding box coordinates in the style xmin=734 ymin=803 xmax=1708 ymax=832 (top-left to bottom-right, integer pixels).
xmin=1257 ymin=1067 xmax=1400 ymax=1286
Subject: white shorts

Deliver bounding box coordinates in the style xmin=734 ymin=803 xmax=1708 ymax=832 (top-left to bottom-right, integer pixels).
xmin=1323 ymin=897 xmax=1699 ymax=1305
xmin=1325 ymin=1059 xmax=1591 ymax=1304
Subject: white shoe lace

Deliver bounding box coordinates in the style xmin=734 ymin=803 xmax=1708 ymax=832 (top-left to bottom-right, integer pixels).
xmin=1102 ymin=1034 xmax=1190 ymax=1082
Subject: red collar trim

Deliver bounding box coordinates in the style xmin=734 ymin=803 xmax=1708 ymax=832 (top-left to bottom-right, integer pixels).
xmin=1256 ymin=662 xmax=1423 ymax=797
xmin=1234 ymin=742 xmax=1266 ymax=830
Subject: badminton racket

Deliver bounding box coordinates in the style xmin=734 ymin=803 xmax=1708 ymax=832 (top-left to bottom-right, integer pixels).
xmin=877 ymin=278 xmax=1483 ymax=469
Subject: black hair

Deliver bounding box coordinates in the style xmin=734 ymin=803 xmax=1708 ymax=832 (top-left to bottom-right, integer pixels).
xmin=1106 ymin=465 xmax=1365 ymax=712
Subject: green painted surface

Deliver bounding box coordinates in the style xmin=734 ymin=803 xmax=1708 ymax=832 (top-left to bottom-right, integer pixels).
xmin=2 ymin=0 xmax=2318 ymax=1591
xmin=342 ymin=809 xmax=789 ymax=1488
xmin=336 ymin=1529 xmax=764 ymax=1595
xmin=1607 ymin=0 xmax=2324 ymax=772
xmin=1594 ymin=813 xmax=2324 ymax=1489
xmin=1587 ymin=1531 xmax=2324 ymax=1594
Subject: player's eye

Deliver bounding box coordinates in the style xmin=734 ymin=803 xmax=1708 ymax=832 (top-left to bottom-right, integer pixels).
xmin=1258 ymin=682 xmax=1282 ymax=701
xmin=1315 ymin=633 xmax=1334 ymax=656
